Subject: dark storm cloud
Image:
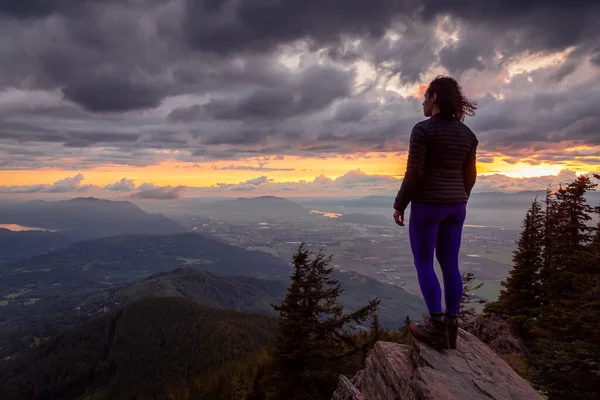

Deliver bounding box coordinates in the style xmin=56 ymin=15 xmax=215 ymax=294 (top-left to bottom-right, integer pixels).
xmin=201 ymin=65 xmax=354 ymax=120
xmin=438 ymin=38 xmax=488 ymax=76
xmin=0 ymin=0 xmax=598 ymax=172
xmin=411 ymin=1 xmax=600 ymax=82
xmin=470 ymin=81 xmax=600 ymax=150
xmin=0 ymin=119 xmax=140 ymax=146
xmin=188 ymin=146 xmax=252 ymax=160
xmin=360 ymin=20 xmax=440 ymax=83
xmin=0 ymin=1 xmax=177 ymax=113
xmin=0 ymin=0 xmax=57 ymax=17
xmin=203 ymin=128 xmax=271 ymax=146
xmin=2 ymin=0 xmax=397 ymax=113
xmin=0 ymin=0 xmax=108 ymax=18
xmin=420 ymin=0 xmax=600 ymax=54
xmin=183 ymin=0 xmax=411 ymax=55
xmin=202 ymin=91 xmax=295 ymax=120
xmin=333 ymin=99 xmax=376 ymax=122
xmin=62 ymin=75 xmax=167 ymax=112
xmin=168 ymin=104 xmax=204 ymax=122
xmin=0 ymin=121 xmax=67 ymax=142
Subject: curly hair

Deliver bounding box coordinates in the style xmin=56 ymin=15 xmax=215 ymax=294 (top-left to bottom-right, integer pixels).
xmin=426 ymin=76 xmax=477 ymax=122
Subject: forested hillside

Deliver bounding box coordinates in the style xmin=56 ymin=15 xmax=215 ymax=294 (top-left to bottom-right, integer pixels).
xmin=0 ymin=267 xmax=424 ymax=358
xmin=0 ymin=297 xmax=277 ymax=400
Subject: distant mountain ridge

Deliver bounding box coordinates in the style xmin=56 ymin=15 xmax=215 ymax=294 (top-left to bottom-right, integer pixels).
xmin=0 ymin=232 xmax=293 ymax=301
xmin=0 ymin=197 xmax=184 ymax=239
xmin=296 ymin=190 xmax=600 ymax=208
xmin=196 ymin=195 xmax=309 ymax=218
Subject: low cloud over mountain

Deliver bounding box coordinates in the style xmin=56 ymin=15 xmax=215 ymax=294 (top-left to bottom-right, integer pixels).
xmin=2 ymin=169 xmax=597 ymax=199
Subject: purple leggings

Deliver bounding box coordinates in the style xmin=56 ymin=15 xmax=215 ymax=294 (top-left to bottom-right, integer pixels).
xmin=409 ymin=202 xmax=466 ymax=316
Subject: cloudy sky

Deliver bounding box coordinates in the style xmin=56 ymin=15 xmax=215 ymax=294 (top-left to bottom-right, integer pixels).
xmin=0 ymin=0 xmax=599 ymax=199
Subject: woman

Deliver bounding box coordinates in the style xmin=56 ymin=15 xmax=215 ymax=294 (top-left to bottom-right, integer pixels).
xmin=393 ymin=76 xmax=478 ymax=350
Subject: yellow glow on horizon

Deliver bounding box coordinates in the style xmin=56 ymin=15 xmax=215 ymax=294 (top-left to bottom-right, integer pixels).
xmin=0 ymin=153 xmax=406 ymax=188
xmin=485 ymin=163 xmax=565 ymax=178
xmin=477 ymin=155 xmax=596 ymax=178
xmin=0 ymin=149 xmax=597 ymax=189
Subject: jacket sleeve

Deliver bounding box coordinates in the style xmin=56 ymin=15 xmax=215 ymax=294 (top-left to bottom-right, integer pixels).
xmin=393 ymin=124 xmax=427 ymax=212
xmin=463 ymin=139 xmax=478 ymax=200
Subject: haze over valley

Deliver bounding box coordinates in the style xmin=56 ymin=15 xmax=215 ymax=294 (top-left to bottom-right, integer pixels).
xmin=1 ymin=189 xmax=573 ymax=351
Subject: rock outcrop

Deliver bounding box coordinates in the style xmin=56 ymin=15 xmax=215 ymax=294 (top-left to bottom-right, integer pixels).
xmin=463 ymin=313 xmax=525 ymax=355
xmin=332 ymin=329 xmax=543 ymax=400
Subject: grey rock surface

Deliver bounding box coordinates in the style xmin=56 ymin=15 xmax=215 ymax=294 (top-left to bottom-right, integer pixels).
xmin=463 ymin=313 xmax=525 ymax=355
xmin=332 ymin=329 xmax=543 ymax=400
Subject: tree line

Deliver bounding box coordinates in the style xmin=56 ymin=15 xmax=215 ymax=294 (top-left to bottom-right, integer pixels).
xmin=486 ymin=174 xmax=600 ymax=399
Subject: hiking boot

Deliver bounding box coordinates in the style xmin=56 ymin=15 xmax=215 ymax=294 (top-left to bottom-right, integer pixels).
xmin=445 ymin=314 xmax=459 ymax=349
xmin=410 ymin=316 xmax=449 ymax=350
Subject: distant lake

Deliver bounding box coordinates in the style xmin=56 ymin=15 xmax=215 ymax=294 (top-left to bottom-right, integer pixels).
xmin=0 ymin=224 xmax=56 ymax=232
xmin=310 ymin=210 xmax=342 ymax=219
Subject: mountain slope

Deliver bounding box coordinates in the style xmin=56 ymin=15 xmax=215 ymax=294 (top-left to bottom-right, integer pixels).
xmin=79 ymin=268 xmax=287 ymax=316
xmin=0 ymin=267 xmax=425 ymax=358
xmin=332 ymin=270 xmax=425 ymax=327
xmin=66 ymin=267 xmax=425 ymax=328
xmin=0 ymin=232 xmax=292 ymax=300
xmin=0 ymin=197 xmax=184 ymax=239
xmin=0 ymin=228 xmax=77 ymax=262
xmin=0 ymin=268 xmax=286 ymax=359
xmin=0 ymin=297 xmax=276 ymax=400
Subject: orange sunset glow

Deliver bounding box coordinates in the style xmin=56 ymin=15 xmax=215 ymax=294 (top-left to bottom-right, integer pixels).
xmin=1 ymin=149 xmax=597 ymax=197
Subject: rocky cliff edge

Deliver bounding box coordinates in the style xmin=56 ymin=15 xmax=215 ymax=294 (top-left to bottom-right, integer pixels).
xmin=332 ymin=329 xmax=543 ymax=400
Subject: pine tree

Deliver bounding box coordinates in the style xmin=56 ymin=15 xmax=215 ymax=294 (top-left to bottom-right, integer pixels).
xmin=398 ymin=315 xmax=412 ymax=341
xmin=369 ymin=313 xmax=382 ymax=341
xmin=530 ymin=175 xmax=600 ymax=399
xmin=538 ymin=186 xmax=557 ymax=310
xmin=460 ymin=272 xmax=486 ymax=321
xmin=246 ymin=349 xmax=270 ymax=400
xmin=265 ymin=244 xmax=380 ymax=400
xmin=485 ymin=199 xmax=544 ymax=336
xmin=361 ymin=313 xmax=383 ymax=361
xmin=538 ymin=176 xmax=596 ymax=326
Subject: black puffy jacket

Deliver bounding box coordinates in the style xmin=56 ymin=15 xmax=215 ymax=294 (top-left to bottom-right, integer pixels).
xmin=393 ymin=114 xmax=478 ymax=212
